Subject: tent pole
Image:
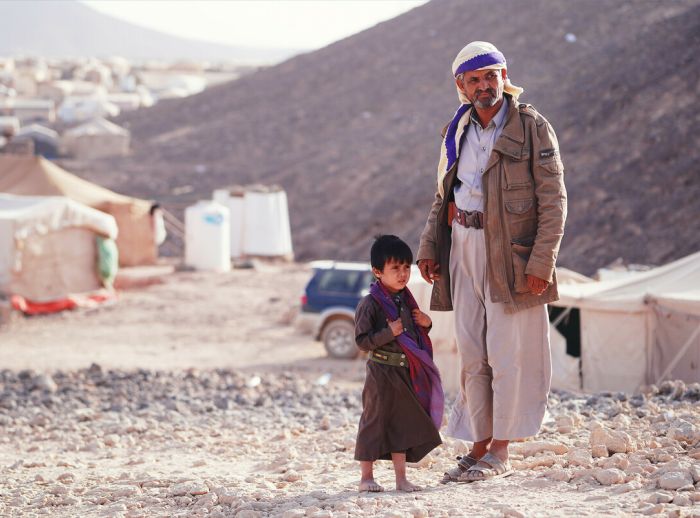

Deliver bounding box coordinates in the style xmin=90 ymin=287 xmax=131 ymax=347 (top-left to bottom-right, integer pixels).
xmin=551 ymin=306 xmax=573 ymax=328
xmin=654 ymin=323 xmax=700 ymax=385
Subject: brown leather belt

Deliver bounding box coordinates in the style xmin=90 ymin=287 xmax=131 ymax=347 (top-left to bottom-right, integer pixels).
xmin=448 ymin=202 xmax=484 ymax=230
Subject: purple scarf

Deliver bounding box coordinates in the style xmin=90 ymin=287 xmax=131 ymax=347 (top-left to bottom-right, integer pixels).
xmin=370 ymin=281 xmax=444 ymax=429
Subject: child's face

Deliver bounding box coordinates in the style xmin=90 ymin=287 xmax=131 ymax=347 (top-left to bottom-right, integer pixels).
xmin=373 ymin=259 xmax=411 ymax=293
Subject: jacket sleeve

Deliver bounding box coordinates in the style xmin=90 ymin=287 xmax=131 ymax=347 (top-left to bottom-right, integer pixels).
xmin=355 ymin=297 xmax=394 ymax=352
xmin=527 ymin=117 xmax=568 ymax=283
xmin=417 ymin=189 xmax=443 ymax=263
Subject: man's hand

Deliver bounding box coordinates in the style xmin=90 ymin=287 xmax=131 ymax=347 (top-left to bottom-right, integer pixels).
xmin=418 ymin=259 xmax=441 ymax=284
xmin=526 ymin=274 xmax=549 ymax=296
xmin=412 ymin=309 xmax=432 ymax=328
xmin=388 ymin=318 xmax=404 ymax=336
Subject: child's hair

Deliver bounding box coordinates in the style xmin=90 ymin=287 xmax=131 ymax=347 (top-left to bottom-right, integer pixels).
xmin=370 ymin=235 xmax=413 ymax=271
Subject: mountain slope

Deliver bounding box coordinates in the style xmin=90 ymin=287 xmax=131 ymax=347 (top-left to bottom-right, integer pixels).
xmin=0 ymin=1 xmax=292 ymax=62
xmin=83 ymin=0 xmax=700 ymax=273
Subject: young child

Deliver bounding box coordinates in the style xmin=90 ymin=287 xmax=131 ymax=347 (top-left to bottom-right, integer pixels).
xmin=354 ymin=235 xmax=444 ymax=492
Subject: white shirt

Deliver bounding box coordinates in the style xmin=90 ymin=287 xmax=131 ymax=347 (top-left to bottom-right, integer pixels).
xmin=453 ymin=99 xmax=509 ymax=212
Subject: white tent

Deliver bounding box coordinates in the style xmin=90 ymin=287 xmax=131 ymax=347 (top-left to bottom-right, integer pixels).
xmin=0 ymin=194 xmax=117 ymax=303
xmin=407 ymin=253 xmax=700 ymax=395
xmin=552 ymin=251 xmax=700 ymax=392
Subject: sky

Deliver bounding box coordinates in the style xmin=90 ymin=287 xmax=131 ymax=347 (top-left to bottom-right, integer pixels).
xmin=82 ymin=1 xmax=427 ymax=51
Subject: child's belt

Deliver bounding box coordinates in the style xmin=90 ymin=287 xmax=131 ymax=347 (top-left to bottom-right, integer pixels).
xmin=369 ymin=349 xmax=409 ymax=368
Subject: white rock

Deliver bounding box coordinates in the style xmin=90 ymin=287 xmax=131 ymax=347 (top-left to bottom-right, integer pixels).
xmin=545 ymin=468 xmax=571 ymax=482
xmin=672 ymin=493 xmax=692 ymax=506
xmin=667 ymin=420 xmax=700 ymax=444
xmin=658 ymin=471 xmax=693 ymax=490
xmin=646 ymin=491 xmax=673 ymax=504
xmin=282 ymin=511 xmax=306 ymax=518
xmin=57 ymin=472 xmax=75 ymax=484
xmin=284 ymin=470 xmax=302 ymax=482
xmin=409 ymin=507 xmax=428 ymax=518
xmin=567 ymin=448 xmax=593 ymax=467
xmin=611 ymin=481 xmax=642 ymax=494
xmin=171 ymin=482 xmax=209 ymax=497
xmin=501 ymin=508 xmax=525 ymax=518
xmin=514 ymin=440 xmax=568 ymax=457
xmin=35 ymin=374 xmax=57 ymax=393
xmin=593 ymin=468 xmax=625 ymax=485
xmin=591 ymin=444 xmax=609 ymax=458
xmin=236 ymin=511 xmax=262 ymax=518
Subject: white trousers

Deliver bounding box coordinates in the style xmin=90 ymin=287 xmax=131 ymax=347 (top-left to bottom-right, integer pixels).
xmin=445 ymin=224 xmax=552 ymax=442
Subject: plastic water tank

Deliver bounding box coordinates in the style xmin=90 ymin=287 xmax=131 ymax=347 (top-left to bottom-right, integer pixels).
xmin=213 ymin=188 xmax=245 ymax=258
xmin=243 ymin=188 xmax=293 ymax=257
xmin=185 ymin=200 xmax=230 ymax=272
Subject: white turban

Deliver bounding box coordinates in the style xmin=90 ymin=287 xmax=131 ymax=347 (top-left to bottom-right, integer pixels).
xmin=451 ymin=41 xmax=523 ymax=104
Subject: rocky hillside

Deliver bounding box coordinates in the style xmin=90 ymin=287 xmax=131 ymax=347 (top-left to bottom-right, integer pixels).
xmin=81 ymin=0 xmax=700 ymax=273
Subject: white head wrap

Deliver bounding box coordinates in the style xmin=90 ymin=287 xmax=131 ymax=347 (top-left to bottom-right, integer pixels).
xmin=451 ymin=41 xmax=523 ymax=104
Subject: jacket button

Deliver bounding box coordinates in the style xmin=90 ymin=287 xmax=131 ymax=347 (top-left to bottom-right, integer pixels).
xmin=401 ymin=354 xmax=406 ymax=359
xmin=399 ymin=362 xmax=404 ymax=366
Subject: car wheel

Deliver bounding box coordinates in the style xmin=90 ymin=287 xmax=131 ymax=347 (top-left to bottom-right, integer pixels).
xmin=321 ymin=319 xmax=358 ymax=359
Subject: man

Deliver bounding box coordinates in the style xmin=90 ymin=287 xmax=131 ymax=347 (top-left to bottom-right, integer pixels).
xmin=417 ymin=41 xmax=567 ymax=482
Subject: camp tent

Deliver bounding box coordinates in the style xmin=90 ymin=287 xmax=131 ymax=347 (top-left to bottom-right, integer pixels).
xmin=0 ymin=194 xmax=117 ymax=308
xmin=0 ymin=154 xmax=157 ymax=266
xmin=408 ymin=254 xmax=700 ymax=395
xmin=61 ymin=117 xmax=130 ymax=159
xmin=552 ymin=251 xmax=700 ymax=393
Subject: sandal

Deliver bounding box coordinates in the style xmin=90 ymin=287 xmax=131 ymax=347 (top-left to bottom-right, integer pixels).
xmin=441 ymin=455 xmax=478 ymax=484
xmin=457 ymin=452 xmax=514 ymax=482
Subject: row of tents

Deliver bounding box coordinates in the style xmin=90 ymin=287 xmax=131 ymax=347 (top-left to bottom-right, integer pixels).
xmin=411 ymin=252 xmax=700 ymax=393
xmin=0 ymin=155 xmax=159 ymax=313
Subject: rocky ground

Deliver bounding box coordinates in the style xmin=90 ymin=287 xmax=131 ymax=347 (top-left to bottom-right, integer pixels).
xmin=1 ymin=265 xmax=699 ymax=517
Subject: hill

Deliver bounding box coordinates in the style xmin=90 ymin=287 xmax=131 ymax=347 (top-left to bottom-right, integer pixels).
xmin=78 ymin=0 xmax=700 ymax=274
xmin=0 ymin=1 xmax=293 ymax=63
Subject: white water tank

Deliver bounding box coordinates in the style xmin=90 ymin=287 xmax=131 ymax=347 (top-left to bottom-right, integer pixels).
xmin=213 ymin=188 xmax=245 ymax=258
xmin=185 ymin=200 xmax=230 ymax=272
xmin=243 ymin=187 xmax=293 ymax=257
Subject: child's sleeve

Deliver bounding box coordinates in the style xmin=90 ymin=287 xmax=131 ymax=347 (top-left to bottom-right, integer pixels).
xmin=355 ymin=298 xmax=394 ymax=352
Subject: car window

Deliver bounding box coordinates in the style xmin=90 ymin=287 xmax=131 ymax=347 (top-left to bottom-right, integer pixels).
xmin=317 ymin=270 xmax=362 ymax=293
xmin=361 ymin=271 xmax=375 ymax=289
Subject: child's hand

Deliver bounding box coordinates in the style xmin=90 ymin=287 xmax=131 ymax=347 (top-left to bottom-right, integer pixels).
xmin=388 ymin=318 xmax=404 ymax=336
xmin=412 ymin=309 xmax=432 ymax=328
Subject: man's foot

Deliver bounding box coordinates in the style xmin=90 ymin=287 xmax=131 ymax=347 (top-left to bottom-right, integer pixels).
xmin=440 ymin=455 xmax=478 ymax=484
xmin=359 ymin=478 xmax=384 ymax=492
xmin=396 ymin=479 xmax=422 ymax=492
xmin=457 ymin=452 xmax=514 ymax=482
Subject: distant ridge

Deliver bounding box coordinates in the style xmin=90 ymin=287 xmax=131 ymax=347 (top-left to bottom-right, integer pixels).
xmin=0 ymin=0 xmax=295 ymax=63
xmin=79 ymin=0 xmax=700 ymax=274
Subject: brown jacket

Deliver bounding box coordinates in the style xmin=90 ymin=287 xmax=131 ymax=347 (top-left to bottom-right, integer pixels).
xmin=417 ymin=95 xmax=567 ymax=314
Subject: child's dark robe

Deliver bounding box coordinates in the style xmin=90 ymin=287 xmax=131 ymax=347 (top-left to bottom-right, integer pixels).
xmin=354 ymin=291 xmax=442 ymax=462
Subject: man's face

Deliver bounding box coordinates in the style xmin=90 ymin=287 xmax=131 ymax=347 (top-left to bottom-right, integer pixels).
xmin=456 ymin=68 xmax=506 ymax=108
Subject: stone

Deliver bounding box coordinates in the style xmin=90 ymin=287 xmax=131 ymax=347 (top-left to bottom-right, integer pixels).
xmin=658 ymin=471 xmax=693 ymax=490
xmin=34 ymin=374 xmax=58 ymax=393
xmin=567 ymin=448 xmax=593 ymax=467
xmin=409 ymin=507 xmax=428 ymax=518
xmin=284 ymin=470 xmax=302 ymax=482
xmin=593 ymin=468 xmax=625 ymax=485
xmin=672 ymin=493 xmax=692 ymax=506
xmin=282 ymin=511 xmax=306 ymax=518
xmin=545 ymin=468 xmax=571 ymax=482
xmin=236 ymin=511 xmax=262 ymax=518
xmin=171 ymin=482 xmax=209 ymax=497
xmin=646 ymin=492 xmax=673 ymax=504
xmin=514 ymin=440 xmax=568 ymax=458
xmin=591 ymin=444 xmax=608 ymax=458
xmin=667 ymin=420 xmax=700 ymax=444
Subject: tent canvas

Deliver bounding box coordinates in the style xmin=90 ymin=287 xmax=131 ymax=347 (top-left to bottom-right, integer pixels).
xmin=0 ymin=154 xmax=156 ymax=266
xmin=0 ymin=194 xmax=117 ymax=304
xmin=552 ymin=251 xmax=700 ymax=392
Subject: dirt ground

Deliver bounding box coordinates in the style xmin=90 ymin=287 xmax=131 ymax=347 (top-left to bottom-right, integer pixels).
xmin=1 ymin=263 xmax=699 ymax=518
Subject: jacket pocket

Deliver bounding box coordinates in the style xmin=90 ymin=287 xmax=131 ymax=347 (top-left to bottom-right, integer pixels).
xmin=505 ymin=198 xmax=533 ymax=215
xmin=503 ymin=149 xmax=533 ymax=190
xmin=511 ymin=243 xmax=533 ymax=294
